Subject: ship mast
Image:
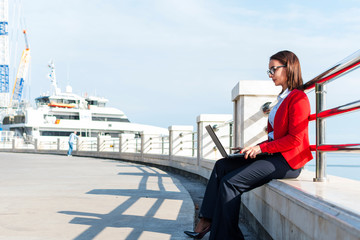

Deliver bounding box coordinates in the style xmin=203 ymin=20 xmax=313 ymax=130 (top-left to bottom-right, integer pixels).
xmin=47 ymin=59 xmax=60 ymax=95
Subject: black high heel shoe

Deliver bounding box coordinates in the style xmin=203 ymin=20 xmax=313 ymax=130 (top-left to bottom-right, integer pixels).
xmin=184 ymin=225 xmax=211 ymax=239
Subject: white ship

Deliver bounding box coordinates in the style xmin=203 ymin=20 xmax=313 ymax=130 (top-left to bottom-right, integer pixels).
xmin=1 ymin=61 xmax=168 ymax=141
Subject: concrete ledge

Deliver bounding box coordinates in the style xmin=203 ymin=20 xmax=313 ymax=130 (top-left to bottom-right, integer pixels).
xmin=231 ymin=80 xmax=281 ymax=100
xmin=196 ymin=114 xmax=232 ymax=123
xmin=242 ymin=170 xmax=360 ymax=240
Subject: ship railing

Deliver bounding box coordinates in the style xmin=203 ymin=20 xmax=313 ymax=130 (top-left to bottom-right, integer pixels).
xmin=263 ymin=49 xmax=360 ymax=182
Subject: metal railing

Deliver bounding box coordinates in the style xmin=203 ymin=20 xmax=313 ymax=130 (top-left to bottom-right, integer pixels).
xmin=307 ymin=50 xmax=360 ymax=182
xmin=212 ymin=121 xmax=234 ymax=154
xmin=121 ymin=136 xmax=142 ymax=153
xmin=0 ymin=121 xmax=234 ymax=161
xmin=177 ymin=131 xmax=197 ymax=157
xmin=143 ymin=134 xmax=169 ymax=155
xmin=264 ymin=49 xmax=360 ymax=182
xmin=78 ymin=138 xmax=97 ymax=151
xmin=101 ymin=138 xmax=119 ymax=152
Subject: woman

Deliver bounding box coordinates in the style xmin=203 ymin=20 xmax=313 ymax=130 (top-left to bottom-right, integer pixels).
xmin=184 ymin=50 xmax=313 ymax=240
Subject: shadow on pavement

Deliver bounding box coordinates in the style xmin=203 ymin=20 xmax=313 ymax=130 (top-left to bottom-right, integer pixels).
xmin=59 ymin=163 xmax=193 ymax=240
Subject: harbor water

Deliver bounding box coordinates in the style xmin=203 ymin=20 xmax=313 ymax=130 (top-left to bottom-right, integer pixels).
xmin=305 ymin=153 xmax=360 ymax=181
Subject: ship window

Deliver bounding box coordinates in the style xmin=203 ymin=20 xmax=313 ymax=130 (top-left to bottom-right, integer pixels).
xmin=105 ymin=132 xmax=120 ymax=137
xmin=53 ymin=114 xmax=80 ymax=120
xmin=92 ymin=116 xmax=129 ymax=122
xmin=35 ymin=97 xmax=50 ymax=106
xmin=40 ymin=131 xmax=73 ymax=136
xmin=15 ymin=115 xmax=25 ymax=123
xmin=108 ymin=117 xmax=129 ymax=122
xmin=64 ymin=99 xmax=77 ymax=104
xmin=2 ymin=116 xmax=12 ymax=124
xmin=1 ymin=115 xmax=25 ymax=124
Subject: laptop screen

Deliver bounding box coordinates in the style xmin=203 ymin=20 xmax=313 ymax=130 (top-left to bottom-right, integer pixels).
xmin=205 ymin=125 xmax=229 ymax=158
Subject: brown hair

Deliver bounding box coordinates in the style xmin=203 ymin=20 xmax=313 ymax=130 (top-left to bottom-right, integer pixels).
xmin=270 ymin=50 xmax=304 ymax=91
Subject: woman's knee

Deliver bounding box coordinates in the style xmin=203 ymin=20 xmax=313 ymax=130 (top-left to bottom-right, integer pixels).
xmin=218 ymin=175 xmax=244 ymax=196
xmin=213 ymin=157 xmax=226 ymax=170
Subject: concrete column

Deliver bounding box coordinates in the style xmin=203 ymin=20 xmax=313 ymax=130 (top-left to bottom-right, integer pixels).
xmin=12 ymin=139 xmax=15 ymax=150
xmin=169 ymin=129 xmax=173 ymax=156
xmin=34 ymin=139 xmax=38 ymax=151
xmin=97 ymin=136 xmax=100 ymax=153
xmin=140 ymin=133 xmax=144 ymax=157
xmin=197 ymin=114 xmax=233 ymax=161
xmin=232 ymin=80 xmax=280 ymax=148
xmin=76 ymin=138 xmax=80 ymax=153
xmin=119 ymin=135 xmax=122 ymax=153
xmin=168 ymin=125 xmax=194 ymax=157
xmin=57 ymin=138 xmax=60 ymax=151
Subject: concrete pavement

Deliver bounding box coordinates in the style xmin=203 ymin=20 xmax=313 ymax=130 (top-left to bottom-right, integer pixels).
xmin=0 ymin=152 xmax=194 ymax=240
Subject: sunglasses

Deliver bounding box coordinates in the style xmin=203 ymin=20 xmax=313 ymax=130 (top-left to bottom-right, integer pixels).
xmin=267 ymin=65 xmax=286 ymax=76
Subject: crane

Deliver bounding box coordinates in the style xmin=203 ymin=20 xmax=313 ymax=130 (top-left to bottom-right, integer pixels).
xmin=10 ymin=29 xmax=31 ymax=106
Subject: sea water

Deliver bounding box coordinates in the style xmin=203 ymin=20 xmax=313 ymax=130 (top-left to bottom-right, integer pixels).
xmin=304 ymin=153 xmax=360 ymax=181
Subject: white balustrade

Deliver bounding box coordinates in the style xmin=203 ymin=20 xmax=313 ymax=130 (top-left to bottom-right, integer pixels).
xmin=169 ymin=125 xmax=194 ymax=157
xmin=232 ymin=80 xmax=280 ymax=148
xmin=197 ymin=114 xmax=233 ymax=161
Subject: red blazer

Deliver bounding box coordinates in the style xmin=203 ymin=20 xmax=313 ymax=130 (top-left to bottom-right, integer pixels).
xmin=259 ymin=89 xmax=313 ymax=169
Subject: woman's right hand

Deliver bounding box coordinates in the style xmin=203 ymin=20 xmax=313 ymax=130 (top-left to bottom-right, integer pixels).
xmin=241 ymin=145 xmax=262 ymax=159
xmin=231 ymin=147 xmax=242 ymax=154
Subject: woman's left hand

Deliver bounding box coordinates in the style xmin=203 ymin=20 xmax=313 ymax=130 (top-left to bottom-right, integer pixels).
xmin=241 ymin=145 xmax=262 ymax=159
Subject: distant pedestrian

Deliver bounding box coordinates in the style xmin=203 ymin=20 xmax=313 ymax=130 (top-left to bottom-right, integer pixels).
xmin=67 ymin=131 xmax=79 ymax=156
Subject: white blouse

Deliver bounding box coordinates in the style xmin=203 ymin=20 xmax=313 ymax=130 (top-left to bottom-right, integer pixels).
xmin=268 ymin=88 xmax=291 ymax=140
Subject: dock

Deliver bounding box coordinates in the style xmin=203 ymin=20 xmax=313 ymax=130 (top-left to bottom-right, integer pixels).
xmin=0 ymin=152 xmax=195 ymax=239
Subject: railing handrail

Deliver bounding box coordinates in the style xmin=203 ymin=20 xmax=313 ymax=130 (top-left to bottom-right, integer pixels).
xmin=303 ymin=49 xmax=360 ymax=92
xmin=309 ymin=50 xmax=360 ymax=181
xmin=309 ymin=99 xmax=360 ymax=121
xmin=316 ymin=144 xmax=360 ymax=153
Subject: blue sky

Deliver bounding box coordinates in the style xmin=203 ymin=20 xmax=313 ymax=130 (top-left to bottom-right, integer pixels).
xmin=8 ymin=0 xmax=360 ymax=144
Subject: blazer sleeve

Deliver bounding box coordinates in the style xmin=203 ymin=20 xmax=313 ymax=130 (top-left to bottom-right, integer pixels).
xmin=259 ymin=91 xmax=310 ymax=153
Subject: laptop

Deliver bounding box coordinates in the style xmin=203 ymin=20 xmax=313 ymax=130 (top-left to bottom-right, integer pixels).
xmin=205 ymin=124 xmax=268 ymax=158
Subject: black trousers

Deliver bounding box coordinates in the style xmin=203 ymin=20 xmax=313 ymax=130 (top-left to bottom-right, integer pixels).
xmin=199 ymin=153 xmax=301 ymax=240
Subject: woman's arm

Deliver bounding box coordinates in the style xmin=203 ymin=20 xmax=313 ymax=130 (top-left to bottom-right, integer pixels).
xmin=259 ymin=92 xmax=310 ymax=154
